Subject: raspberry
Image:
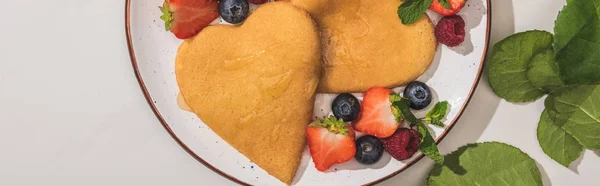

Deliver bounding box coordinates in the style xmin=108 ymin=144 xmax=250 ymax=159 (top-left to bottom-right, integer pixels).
xmin=435 ymin=15 xmax=466 ymax=47
xmin=406 ymin=129 xmax=421 ymax=155
xmin=381 ymin=128 xmax=422 ymax=161
xmin=249 ymin=0 xmax=268 ymax=4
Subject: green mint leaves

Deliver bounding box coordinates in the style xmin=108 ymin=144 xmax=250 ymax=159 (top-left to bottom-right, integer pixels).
xmin=425 ymin=101 xmax=449 ymax=127
xmin=537 ymin=110 xmax=584 ymax=167
xmin=392 ymin=97 xmax=419 ymax=123
xmin=527 ymin=49 xmax=564 ymax=92
xmin=427 ymin=142 xmax=543 ymax=186
xmin=486 ymin=0 xmax=600 ymax=168
xmin=416 ymin=121 xmax=444 ymax=164
xmin=554 ymin=0 xmax=600 ymax=85
xmin=389 ymin=94 xmax=406 ymax=121
xmin=398 ymin=0 xmax=433 ymax=25
xmin=487 ymin=30 xmax=553 ymax=102
xmin=545 ymin=85 xmax=600 ymax=150
xmin=391 ymin=96 xmax=446 ymax=164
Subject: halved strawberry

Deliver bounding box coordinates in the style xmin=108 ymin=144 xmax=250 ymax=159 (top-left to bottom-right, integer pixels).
xmin=429 ymin=0 xmax=466 ymax=16
xmin=159 ymin=0 xmax=219 ymax=39
xmin=306 ymin=116 xmax=356 ymax=172
xmin=353 ymin=87 xmax=403 ymax=138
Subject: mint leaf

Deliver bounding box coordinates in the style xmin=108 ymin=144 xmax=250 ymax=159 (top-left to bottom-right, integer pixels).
xmin=537 ymin=110 xmax=584 ymax=167
xmin=545 ymin=85 xmax=600 ymax=150
xmin=390 ymin=94 xmax=405 ymax=121
xmin=398 ymin=0 xmax=433 ymax=25
xmin=526 ymin=49 xmax=564 ymax=92
xmin=417 ymin=122 xmax=444 ymax=164
xmin=438 ymin=0 xmax=451 ymax=9
xmin=393 ymin=98 xmax=418 ymax=123
xmin=487 ymin=30 xmax=553 ymax=102
xmin=427 ymin=142 xmax=543 ymax=186
xmin=554 ymin=0 xmax=600 ymax=85
xmin=424 ymin=101 xmax=449 ymax=127
xmin=544 ymin=95 xmax=562 ymax=123
xmin=389 ymin=93 xmax=403 ymax=103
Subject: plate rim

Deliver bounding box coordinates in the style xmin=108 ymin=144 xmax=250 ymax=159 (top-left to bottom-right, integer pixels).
xmin=124 ymin=0 xmax=492 ymax=185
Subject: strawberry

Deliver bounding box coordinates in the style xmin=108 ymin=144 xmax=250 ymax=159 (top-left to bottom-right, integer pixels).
xmin=353 ymin=87 xmax=403 ymax=138
xmin=159 ymin=0 xmax=219 ymax=39
xmin=429 ymin=0 xmax=467 ymax=16
xmin=306 ymin=116 xmax=356 ymax=172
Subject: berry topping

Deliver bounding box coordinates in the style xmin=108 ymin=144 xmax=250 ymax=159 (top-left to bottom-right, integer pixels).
xmin=219 ymin=0 xmax=249 ymax=24
xmin=159 ymin=0 xmax=220 ymax=39
xmin=355 ymin=135 xmax=384 ymax=165
xmin=429 ymin=0 xmax=467 ymax=16
xmin=332 ymin=93 xmax=361 ymax=122
xmin=435 ymin=15 xmax=466 ymax=47
xmin=353 ymin=87 xmax=403 ymax=138
xmin=403 ymin=81 xmax=433 ymax=110
xmin=306 ymin=116 xmax=356 ymax=172
xmin=381 ymin=128 xmax=421 ymax=161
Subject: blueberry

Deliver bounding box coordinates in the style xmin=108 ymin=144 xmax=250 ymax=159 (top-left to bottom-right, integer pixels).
xmin=332 ymin=93 xmax=361 ymax=122
xmin=403 ymin=81 xmax=432 ymax=110
xmin=219 ymin=0 xmax=249 ymax=24
xmin=355 ymin=135 xmax=384 ymax=165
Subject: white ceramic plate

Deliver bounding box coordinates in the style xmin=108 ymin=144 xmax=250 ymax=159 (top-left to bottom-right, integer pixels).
xmin=126 ymin=0 xmax=491 ymax=185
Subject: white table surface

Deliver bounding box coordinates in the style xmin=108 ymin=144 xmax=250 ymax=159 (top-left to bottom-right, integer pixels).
xmin=1 ymin=0 xmax=598 ymax=185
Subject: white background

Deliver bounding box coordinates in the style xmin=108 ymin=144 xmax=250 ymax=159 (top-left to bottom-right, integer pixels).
xmin=0 ymin=0 xmax=598 ymax=185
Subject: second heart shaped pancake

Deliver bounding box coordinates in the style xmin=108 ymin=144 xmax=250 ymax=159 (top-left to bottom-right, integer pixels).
xmin=284 ymin=0 xmax=438 ymax=93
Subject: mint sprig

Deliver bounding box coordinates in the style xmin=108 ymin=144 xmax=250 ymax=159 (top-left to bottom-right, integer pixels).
xmin=398 ymin=0 xmax=433 ymax=25
xmin=416 ymin=121 xmax=444 ymax=163
xmin=391 ymin=95 xmax=446 ymax=164
xmin=424 ymin=101 xmax=449 ymax=127
xmin=487 ymin=0 xmax=600 ymax=167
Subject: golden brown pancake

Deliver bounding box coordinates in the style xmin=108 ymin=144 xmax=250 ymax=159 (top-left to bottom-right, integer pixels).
xmin=175 ymin=2 xmax=321 ymax=184
xmin=283 ymin=0 xmax=437 ymax=93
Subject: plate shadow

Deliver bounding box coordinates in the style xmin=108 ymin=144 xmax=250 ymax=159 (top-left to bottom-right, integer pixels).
xmin=449 ymin=0 xmax=487 ymax=55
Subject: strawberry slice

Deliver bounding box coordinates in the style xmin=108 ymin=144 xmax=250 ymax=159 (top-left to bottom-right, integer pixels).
xmin=353 ymin=87 xmax=403 ymax=138
xmin=159 ymin=0 xmax=219 ymax=39
xmin=429 ymin=0 xmax=467 ymax=16
xmin=306 ymin=116 xmax=356 ymax=172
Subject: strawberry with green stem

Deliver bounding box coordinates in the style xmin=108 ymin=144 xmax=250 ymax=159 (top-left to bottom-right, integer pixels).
xmin=159 ymin=0 xmax=219 ymax=39
xmin=353 ymin=87 xmax=404 ymax=138
xmin=430 ymin=0 xmax=467 ymax=16
xmin=306 ymin=116 xmax=356 ymax=172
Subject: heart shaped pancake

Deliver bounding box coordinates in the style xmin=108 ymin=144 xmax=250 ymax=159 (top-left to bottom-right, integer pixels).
xmin=175 ymin=2 xmax=321 ymax=184
xmin=284 ymin=0 xmax=437 ymax=93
